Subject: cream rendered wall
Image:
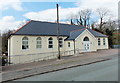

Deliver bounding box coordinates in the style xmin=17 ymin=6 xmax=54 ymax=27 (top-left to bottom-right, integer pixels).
xmin=8 ymin=30 xmax=109 ymax=64
xmin=64 ymin=40 xmax=74 ymax=55
xmin=9 ymin=35 xmax=67 ymax=55
xmin=75 ymin=29 xmax=97 ymax=52
xmin=97 ymin=37 xmax=109 ymax=49
xmin=8 ymin=35 xmax=67 ymax=64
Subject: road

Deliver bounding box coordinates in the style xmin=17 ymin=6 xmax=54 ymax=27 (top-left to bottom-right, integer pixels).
xmin=15 ymin=57 xmax=118 ymax=81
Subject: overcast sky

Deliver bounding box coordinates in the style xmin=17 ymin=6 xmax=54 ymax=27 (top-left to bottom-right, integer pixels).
xmin=0 ymin=0 xmax=119 ymax=32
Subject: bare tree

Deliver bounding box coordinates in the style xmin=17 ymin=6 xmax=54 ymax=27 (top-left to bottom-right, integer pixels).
xmin=2 ymin=30 xmax=14 ymax=54
xmin=91 ymin=21 xmax=97 ymax=29
xmin=67 ymin=9 xmax=91 ymax=27
xmin=67 ymin=13 xmax=77 ymax=25
xmin=81 ymin=9 xmax=91 ymax=27
xmin=76 ymin=12 xmax=83 ymax=25
xmin=96 ymin=8 xmax=110 ymax=30
xmin=77 ymin=9 xmax=91 ymax=27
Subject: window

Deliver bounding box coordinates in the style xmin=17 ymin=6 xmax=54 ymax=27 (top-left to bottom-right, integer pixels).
xmin=22 ymin=37 xmax=29 ymax=50
xmin=103 ymin=38 xmax=105 ymax=45
xmin=59 ymin=38 xmax=63 ymax=48
xmin=36 ymin=37 xmax=42 ymax=48
xmin=48 ymin=37 xmax=53 ymax=48
xmin=83 ymin=37 xmax=89 ymax=41
xmin=68 ymin=42 xmax=70 ymax=47
xmin=98 ymin=38 xmax=100 ymax=45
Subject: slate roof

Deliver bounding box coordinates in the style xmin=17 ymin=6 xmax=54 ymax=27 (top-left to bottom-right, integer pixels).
xmin=66 ymin=28 xmax=86 ymax=40
xmin=12 ymin=20 xmax=108 ymax=40
xmin=87 ymin=28 xmax=108 ymax=37
xmin=66 ymin=28 xmax=108 ymax=40
xmin=13 ymin=20 xmax=85 ymax=36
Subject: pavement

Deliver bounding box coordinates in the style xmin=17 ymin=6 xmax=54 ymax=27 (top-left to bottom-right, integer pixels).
xmin=16 ymin=57 xmax=118 ymax=81
xmin=1 ymin=49 xmax=118 ymax=82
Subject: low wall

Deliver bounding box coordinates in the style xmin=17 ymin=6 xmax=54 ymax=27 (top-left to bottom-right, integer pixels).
xmin=10 ymin=50 xmax=76 ymax=64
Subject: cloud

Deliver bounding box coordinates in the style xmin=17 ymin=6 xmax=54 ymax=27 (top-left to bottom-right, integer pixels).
xmin=0 ymin=0 xmax=23 ymax=11
xmin=0 ymin=0 xmax=118 ymax=32
xmin=0 ymin=16 xmax=23 ymax=32
xmin=75 ymin=0 xmax=119 ymax=20
xmin=23 ymin=0 xmax=119 ymax=23
xmin=23 ymin=7 xmax=80 ymax=22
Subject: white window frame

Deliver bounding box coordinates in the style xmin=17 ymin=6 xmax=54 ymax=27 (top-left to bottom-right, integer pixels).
xmin=98 ymin=38 xmax=100 ymax=46
xmin=103 ymin=38 xmax=106 ymax=45
xmin=68 ymin=42 xmax=70 ymax=47
xmin=48 ymin=37 xmax=53 ymax=48
xmin=59 ymin=38 xmax=63 ymax=48
xmin=36 ymin=37 xmax=42 ymax=49
xmin=22 ymin=37 xmax=29 ymax=50
xmin=83 ymin=36 xmax=89 ymax=41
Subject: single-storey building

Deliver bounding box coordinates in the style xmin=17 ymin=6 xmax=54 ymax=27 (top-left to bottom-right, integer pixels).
xmin=8 ymin=20 xmax=109 ymax=64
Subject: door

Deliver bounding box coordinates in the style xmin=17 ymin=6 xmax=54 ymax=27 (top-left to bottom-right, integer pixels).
xmin=83 ymin=37 xmax=90 ymax=52
xmin=84 ymin=42 xmax=90 ymax=52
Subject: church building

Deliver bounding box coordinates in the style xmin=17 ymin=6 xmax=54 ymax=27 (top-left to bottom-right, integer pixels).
xmin=8 ymin=20 xmax=109 ymax=64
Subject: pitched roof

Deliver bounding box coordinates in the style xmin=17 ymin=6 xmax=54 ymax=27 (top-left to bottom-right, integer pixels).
xmin=87 ymin=28 xmax=108 ymax=37
xmin=13 ymin=20 xmax=85 ymax=36
xmin=12 ymin=20 xmax=108 ymax=40
xmin=66 ymin=28 xmax=86 ymax=40
xmin=66 ymin=28 xmax=108 ymax=40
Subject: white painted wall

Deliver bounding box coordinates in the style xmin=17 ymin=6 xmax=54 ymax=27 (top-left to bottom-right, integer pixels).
xmin=64 ymin=40 xmax=75 ymax=55
xmin=8 ymin=35 xmax=68 ymax=64
xmin=75 ymin=29 xmax=97 ymax=52
xmin=9 ymin=35 xmax=67 ymax=55
xmin=8 ymin=30 xmax=109 ymax=64
xmin=96 ymin=37 xmax=109 ymax=49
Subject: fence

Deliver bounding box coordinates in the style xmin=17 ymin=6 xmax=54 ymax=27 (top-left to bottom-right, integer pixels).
xmin=9 ymin=49 xmax=83 ymax=64
xmin=111 ymin=45 xmax=120 ymax=48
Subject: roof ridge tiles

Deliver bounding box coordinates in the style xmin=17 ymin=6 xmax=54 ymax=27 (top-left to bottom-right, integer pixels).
xmin=70 ymin=28 xmax=87 ymax=32
xmin=31 ymin=20 xmax=85 ymax=27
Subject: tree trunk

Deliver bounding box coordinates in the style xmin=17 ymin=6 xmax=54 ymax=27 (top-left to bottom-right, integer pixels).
xmin=84 ymin=20 xmax=87 ymax=27
xmin=99 ymin=17 xmax=103 ymax=30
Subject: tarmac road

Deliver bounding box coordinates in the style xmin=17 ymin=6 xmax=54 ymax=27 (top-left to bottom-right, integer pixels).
xmin=16 ymin=56 xmax=118 ymax=81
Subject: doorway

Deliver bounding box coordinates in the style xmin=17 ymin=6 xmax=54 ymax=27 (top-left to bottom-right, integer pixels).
xmin=83 ymin=37 xmax=90 ymax=52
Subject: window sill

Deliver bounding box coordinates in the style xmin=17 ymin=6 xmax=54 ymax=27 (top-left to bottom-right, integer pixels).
xmin=48 ymin=48 xmax=52 ymax=49
xmin=22 ymin=49 xmax=29 ymax=51
xmin=36 ymin=48 xmax=42 ymax=49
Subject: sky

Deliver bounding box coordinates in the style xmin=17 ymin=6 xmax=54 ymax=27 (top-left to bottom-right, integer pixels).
xmin=0 ymin=0 xmax=119 ymax=32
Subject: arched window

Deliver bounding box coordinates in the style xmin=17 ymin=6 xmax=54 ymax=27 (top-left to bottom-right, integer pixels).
xmin=103 ymin=38 xmax=105 ymax=45
xmin=59 ymin=38 xmax=63 ymax=48
xmin=83 ymin=37 xmax=89 ymax=41
xmin=48 ymin=37 xmax=53 ymax=48
xmin=22 ymin=37 xmax=29 ymax=50
xmin=68 ymin=42 xmax=70 ymax=47
xmin=98 ymin=38 xmax=100 ymax=45
xmin=36 ymin=37 xmax=42 ymax=48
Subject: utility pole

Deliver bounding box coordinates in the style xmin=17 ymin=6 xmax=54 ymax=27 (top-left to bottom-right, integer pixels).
xmin=57 ymin=4 xmax=60 ymax=59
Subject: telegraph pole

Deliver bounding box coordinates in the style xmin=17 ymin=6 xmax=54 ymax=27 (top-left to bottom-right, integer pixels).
xmin=56 ymin=4 xmax=60 ymax=59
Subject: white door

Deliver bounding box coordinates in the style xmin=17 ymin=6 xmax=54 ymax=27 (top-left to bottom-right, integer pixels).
xmin=84 ymin=42 xmax=90 ymax=52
